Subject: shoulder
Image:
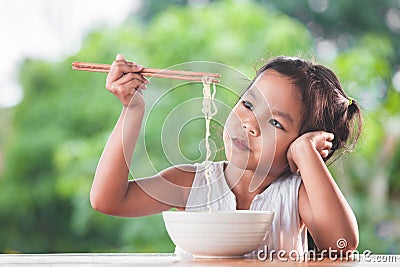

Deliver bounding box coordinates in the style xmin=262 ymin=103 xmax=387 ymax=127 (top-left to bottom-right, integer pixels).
xmin=154 ymin=164 xmax=197 ymax=210
xmin=269 ymin=174 xmax=302 ymax=191
xmin=157 ymin=161 xmax=224 ymax=189
xmin=159 ymin=164 xmax=197 ymax=188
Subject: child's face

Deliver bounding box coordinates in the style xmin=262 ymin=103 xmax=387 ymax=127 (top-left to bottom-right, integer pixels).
xmin=223 ymin=70 xmax=303 ymax=178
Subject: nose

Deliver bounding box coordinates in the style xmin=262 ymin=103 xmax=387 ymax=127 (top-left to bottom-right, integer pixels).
xmin=241 ymin=120 xmax=260 ymax=136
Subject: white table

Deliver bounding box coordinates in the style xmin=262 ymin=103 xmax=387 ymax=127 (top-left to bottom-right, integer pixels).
xmin=0 ymin=253 xmax=399 ymax=266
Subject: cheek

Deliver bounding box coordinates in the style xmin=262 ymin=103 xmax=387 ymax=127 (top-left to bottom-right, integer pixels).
xmin=222 ymin=128 xmax=229 ymax=147
xmin=272 ymin=137 xmax=295 ymax=165
xmin=226 ymin=107 xmax=241 ymax=124
xmin=259 ymin=127 xmax=276 ymax=150
xmin=258 ymin=130 xmax=291 ymax=166
xmin=251 ymin=128 xmax=276 ymax=166
xmin=223 ymin=127 xmax=232 ymax=160
xmin=223 ymin=110 xmax=241 ymax=137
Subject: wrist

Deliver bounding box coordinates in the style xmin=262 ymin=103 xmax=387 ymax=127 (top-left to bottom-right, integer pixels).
xmin=122 ymin=104 xmax=145 ymax=113
xmin=121 ymin=106 xmax=145 ymax=123
xmin=289 ymin=139 xmax=316 ymax=166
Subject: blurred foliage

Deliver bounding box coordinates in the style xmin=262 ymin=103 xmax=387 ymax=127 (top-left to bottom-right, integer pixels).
xmin=0 ymin=0 xmax=399 ymax=254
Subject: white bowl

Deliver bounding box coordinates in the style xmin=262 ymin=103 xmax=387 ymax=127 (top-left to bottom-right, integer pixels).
xmin=162 ymin=210 xmax=274 ymax=258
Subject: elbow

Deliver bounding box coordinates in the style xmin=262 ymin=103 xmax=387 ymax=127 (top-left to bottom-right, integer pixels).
xmin=332 ymin=233 xmax=359 ymax=253
xmin=316 ymin=232 xmax=359 ymax=253
xmin=90 ymin=196 xmax=102 ymax=213
xmin=342 ymin=234 xmax=359 ymax=252
xmin=341 ymin=225 xmax=360 ymax=251
xmin=90 ymin=190 xmax=113 ymax=215
xmin=90 ymin=193 xmax=103 ymax=213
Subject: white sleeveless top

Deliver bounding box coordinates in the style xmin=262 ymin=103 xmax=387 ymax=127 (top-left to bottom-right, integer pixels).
xmin=176 ymin=161 xmax=307 ymax=257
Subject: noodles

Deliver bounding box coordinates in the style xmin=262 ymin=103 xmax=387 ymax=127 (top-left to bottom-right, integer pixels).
xmin=201 ymin=77 xmax=218 ymax=211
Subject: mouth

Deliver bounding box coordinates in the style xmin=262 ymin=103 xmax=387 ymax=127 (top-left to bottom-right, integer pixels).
xmin=232 ymin=137 xmax=250 ymax=151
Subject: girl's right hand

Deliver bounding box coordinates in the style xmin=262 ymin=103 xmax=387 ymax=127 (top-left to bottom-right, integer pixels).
xmin=286 ymin=131 xmax=334 ymax=174
xmin=105 ymin=54 xmax=149 ymax=108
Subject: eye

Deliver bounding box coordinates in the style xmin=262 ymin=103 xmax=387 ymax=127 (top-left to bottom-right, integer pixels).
xmin=269 ymin=119 xmax=285 ymax=130
xmin=242 ymin=100 xmax=254 ymax=111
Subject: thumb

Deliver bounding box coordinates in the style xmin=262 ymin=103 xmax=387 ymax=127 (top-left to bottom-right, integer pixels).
xmin=287 ymin=148 xmax=299 ymax=174
xmin=288 ymin=157 xmax=299 ymax=174
xmin=116 ymin=54 xmax=127 ymax=61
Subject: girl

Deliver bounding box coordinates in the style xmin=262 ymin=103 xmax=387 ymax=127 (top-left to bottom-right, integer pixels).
xmin=91 ymin=54 xmax=361 ymax=255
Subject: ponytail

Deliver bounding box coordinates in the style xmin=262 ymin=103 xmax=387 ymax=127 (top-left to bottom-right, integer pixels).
xmin=345 ymin=98 xmax=362 ymax=152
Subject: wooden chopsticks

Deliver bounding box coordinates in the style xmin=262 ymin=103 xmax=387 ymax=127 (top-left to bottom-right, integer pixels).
xmin=72 ymin=62 xmax=220 ymax=83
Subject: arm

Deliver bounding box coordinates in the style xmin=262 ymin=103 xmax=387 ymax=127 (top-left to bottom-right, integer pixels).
xmin=287 ymin=131 xmax=359 ymax=252
xmin=90 ymin=55 xmax=194 ymax=217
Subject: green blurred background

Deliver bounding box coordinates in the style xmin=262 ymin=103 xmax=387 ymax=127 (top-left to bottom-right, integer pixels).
xmin=1 ymin=0 xmax=400 ymax=254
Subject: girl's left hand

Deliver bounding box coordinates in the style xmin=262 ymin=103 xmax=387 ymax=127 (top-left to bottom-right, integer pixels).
xmin=286 ymin=131 xmax=334 ymax=174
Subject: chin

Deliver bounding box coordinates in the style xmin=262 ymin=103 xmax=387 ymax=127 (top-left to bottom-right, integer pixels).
xmin=226 ymin=156 xmax=257 ymax=171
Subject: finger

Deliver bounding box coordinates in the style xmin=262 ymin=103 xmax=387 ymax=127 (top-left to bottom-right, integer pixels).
xmin=324 ymin=140 xmax=333 ymax=150
xmin=119 ymin=79 xmax=145 ymax=95
xmin=288 ymin=159 xmax=299 ymax=174
xmin=116 ymin=54 xmax=126 ymax=61
xmin=107 ymin=62 xmax=127 ymax=84
xmin=118 ymin=73 xmax=148 ymax=85
xmin=107 ymin=60 xmax=144 ymax=84
xmin=286 ymin=152 xmax=299 ymax=174
xmin=115 ymin=55 xmax=142 ymax=70
xmin=325 ymin=132 xmax=334 ymax=141
xmin=127 ymin=87 xmax=145 ymax=96
xmin=111 ymin=61 xmax=144 ymax=75
xmin=315 ymin=141 xmax=332 ymax=159
xmin=115 ymin=54 xmax=142 ymax=69
xmin=320 ymin=150 xmax=330 ymax=158
xmin=113 ymin=60 xmax=143 ymax=70
xmin=136 ymin=88 xmax=144 ymax=96
xmin=138 ymin=83 xmax=147 ymax=90
xmin=108 ymin=78 xmax=141 ymax=95
xmin=114 ymin=55 xmax=143 ymax=73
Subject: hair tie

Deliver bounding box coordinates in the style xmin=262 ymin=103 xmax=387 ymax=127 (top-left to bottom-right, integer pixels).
xmin=348 ymin=97 xmax=354 ymax=106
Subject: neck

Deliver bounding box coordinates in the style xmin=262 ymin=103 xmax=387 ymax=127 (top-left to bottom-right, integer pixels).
xmin=224 ymin=162 xmax=277 ymax=203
